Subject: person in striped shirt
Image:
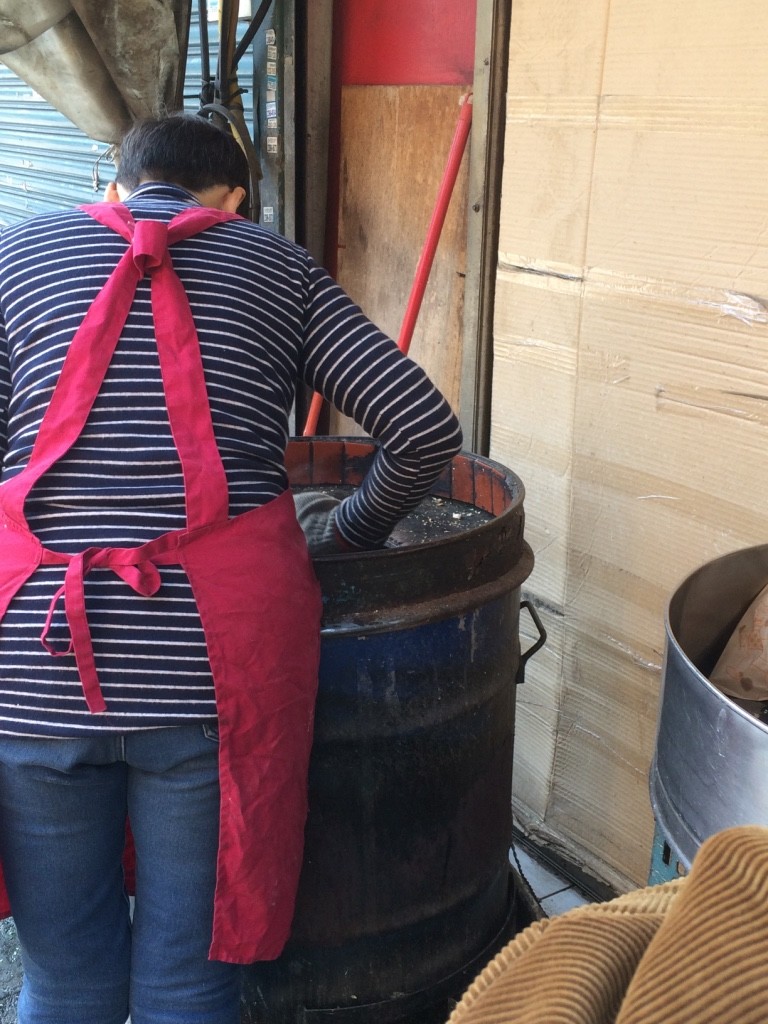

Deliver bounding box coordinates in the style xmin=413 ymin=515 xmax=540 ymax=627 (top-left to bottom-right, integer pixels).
xmin=0 ymin=115 xmax=462 ymax=1024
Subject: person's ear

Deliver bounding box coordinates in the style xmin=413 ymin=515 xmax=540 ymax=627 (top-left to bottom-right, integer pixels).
xmin=221 ymin=186 xmax=246 ymax=214
xmin=104 ymin=181 xmax=121 ymax=203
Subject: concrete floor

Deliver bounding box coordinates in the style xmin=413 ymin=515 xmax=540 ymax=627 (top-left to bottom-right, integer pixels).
xmin=0 ymin=920 xmax=20 ymax=1024
xmin=511 ymin=842 xmax=592 ymax=916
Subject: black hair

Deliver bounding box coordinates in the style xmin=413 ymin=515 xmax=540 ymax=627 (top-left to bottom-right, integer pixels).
xmin=114 ymin=114 xmax=249 ymax=194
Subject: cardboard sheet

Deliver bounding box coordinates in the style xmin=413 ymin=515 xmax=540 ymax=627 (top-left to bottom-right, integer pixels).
xmin=495 ymin=0 xmax=768 ymax=887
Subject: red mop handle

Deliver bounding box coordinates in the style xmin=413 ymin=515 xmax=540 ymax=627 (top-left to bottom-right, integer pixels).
xmin=303 ymin=91 xmax=473 ymax=435
xmin=396 ymin=92 xmax=473 ymax=355
xmin=302 ymin=387 xmax=326 ymax=437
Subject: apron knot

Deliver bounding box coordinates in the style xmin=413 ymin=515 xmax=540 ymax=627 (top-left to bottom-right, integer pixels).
xmin=132 ymin=219 xmax=169 ymax=275
xmin=39 ymin=546 xmax=167 ymax=714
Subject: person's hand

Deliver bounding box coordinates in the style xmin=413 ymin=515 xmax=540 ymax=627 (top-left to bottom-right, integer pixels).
xmin=293 ymin=492 xmax=351 ymax=555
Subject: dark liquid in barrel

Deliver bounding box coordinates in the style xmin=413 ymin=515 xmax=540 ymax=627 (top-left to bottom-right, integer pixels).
xmin=294 ymin=487 xmax=494 ymax=548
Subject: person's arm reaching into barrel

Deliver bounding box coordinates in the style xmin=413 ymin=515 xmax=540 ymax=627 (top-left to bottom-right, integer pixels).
xmin=298 ymin=258 xmax=463 ymax=552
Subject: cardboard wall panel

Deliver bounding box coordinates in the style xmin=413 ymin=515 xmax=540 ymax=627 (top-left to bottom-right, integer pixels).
xmin=506 ymin=0 xmax=610 ymax=96
xmin=550 ymin=634 xmax=660 ymax=887
xmin=513 ymin=615 xmax=565 ymax=821
xmin=492 ymin=269 xmax=579 ymax=611
xmin=493 ymin=0 xmax=768 ymax=887
xmin=601 ymin=0 xmax=768 ymax=98
xmin=499 ymin=116 xmax=598 ymax=276
xmin=587 ymin=127 xmax=768 ymax=292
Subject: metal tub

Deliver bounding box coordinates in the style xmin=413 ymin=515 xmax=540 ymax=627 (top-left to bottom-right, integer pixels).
xmin=651 ymin=543 xmax=768 ymax=868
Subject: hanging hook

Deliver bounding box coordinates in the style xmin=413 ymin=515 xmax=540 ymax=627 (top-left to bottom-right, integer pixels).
xmin=91 ymin=144 xmax=117 ymax=193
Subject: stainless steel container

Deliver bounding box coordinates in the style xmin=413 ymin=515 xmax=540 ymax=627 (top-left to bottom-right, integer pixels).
xmin=651 ymin=544 xmax=768 ymax=868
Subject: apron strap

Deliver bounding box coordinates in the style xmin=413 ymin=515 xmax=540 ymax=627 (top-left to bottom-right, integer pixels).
xmin=1 ymin=202 xmax=240 ymax=532
xmin=0 ymin=201 xmax=243 ymax=713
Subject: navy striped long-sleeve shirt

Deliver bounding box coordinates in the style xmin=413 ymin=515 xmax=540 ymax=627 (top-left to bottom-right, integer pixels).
xmin=0 ymin=182 xmax=462 ymax=737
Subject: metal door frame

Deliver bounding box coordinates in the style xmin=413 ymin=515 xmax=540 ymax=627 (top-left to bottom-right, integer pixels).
xmin=460 ymin=0 xmax=512 ymax=455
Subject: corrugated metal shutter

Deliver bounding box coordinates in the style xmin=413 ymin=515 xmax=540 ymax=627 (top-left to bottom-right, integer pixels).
xmin=0 ymin=4 xmax=270 ymax=230
xmin=0 ymin=69 xmax=107 ymax=228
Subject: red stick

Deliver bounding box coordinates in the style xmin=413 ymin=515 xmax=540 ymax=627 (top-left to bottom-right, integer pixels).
xmin=396 ymin=93 xmax=473 ymax=355
xmin=302 ymin=389 xmax=325 ymax=438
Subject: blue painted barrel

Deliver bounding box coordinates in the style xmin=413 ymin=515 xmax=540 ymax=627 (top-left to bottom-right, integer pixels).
xmin=241 ymin=439 xmax=541 ymax=1024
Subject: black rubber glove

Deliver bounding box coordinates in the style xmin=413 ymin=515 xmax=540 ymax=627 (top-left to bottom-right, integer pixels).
xmin=293 ymin=492 xmax=347 ymax=555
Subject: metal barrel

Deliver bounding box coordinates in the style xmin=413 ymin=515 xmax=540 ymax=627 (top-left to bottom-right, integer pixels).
xmin=241 ymin=438 xmax=542 ymax=1024
xmin=651 ymin=543 xmax=768 ymax=869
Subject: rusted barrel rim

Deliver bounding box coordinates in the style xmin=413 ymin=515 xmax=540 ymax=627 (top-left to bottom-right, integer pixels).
xmin=287 ymin=436 xmax=525 ymax=557
xmin=287 ymin=437 xmax=532 ymax=628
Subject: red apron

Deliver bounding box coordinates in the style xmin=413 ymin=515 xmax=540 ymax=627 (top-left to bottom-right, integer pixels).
xmin=0 ymin=203 xmax=323 ymax=963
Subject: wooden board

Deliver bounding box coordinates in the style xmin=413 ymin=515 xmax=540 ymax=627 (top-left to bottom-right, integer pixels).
xmin=327 ymin=84 xmax=469 ymax=435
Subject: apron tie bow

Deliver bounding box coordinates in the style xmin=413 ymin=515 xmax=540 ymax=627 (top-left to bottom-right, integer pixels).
xmin=132 ymin=219 xmax=168 ymax=275
xmin=40 ymin=545 xmax=170 ymax=713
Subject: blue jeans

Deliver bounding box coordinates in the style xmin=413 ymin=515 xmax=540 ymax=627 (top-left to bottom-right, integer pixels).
xmin=0 ymin=724 xmax=242 ymax=1024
